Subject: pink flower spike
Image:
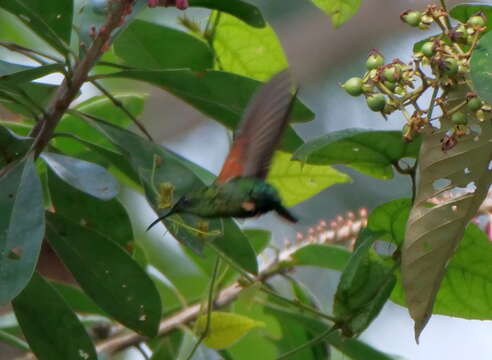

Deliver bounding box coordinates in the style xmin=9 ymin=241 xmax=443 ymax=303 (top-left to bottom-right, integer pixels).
xmin=148 ymin=0 xmax=159 ymax=8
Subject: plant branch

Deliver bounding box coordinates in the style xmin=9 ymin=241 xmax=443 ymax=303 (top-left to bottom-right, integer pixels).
xmin=28 ymin=0 xmax=135 ymax=157
xmin=90 ymin=79 xmax=154 ymax=141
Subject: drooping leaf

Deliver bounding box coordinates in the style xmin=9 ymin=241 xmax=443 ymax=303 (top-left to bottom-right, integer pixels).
xmin=334 ymin=229 xmax=396 ymax=337
xmin=471 ymin=30 xmax=492 ymax=104
xmin=0 ymin=125 xmax=32 ymax=167
xmin=267 ymin=151 xmax=350 ymax=207
xmin=55 ymin=93 xmax=146 ymax=155
xmin=0 ymin=82 xmax=57 ymax=118
xmin=189 ymin=0 xmax=265 ymax=28
xmin=0 ymin=0 xmax=72 ymax=54
xmin=49 ymin=281 xmax=104 ymax=315
xmin=213 ymin=13 xmax=287 ymax=81
xmin=311 ymin=0 xmax=362 ymax=27
xmin=288 ymin=244 xmax=351 ymax=271
xmin=89 ymin=116 xmax=259 ymax=274
xmin=395 ymin=225 xmax=492 ymax=320
xmin=12 ymin=274 xmax=96 ymax=360
xmin=46 ymin=213 xmax=161 ymax=337
xmin=105 ymin=69 xmax=313 ymax=151
xmin=450 ymin=3 xmax=492 ymax=33
xmin=41 ymin=152 xmax=119 ymax=200
xmin=0 ymin=154 xmax=44 ymax=305
xmin=294 ymin=129 xmax=421 ymax=179
xmin=0 ymin=61 xmax=62 ymax=85
xmin=367 ymin=198 xmax=411 ymax=247
xmin=48 ymin=168 xmax=133 ymax=249
xmin=402 ymin=85 xmax=492 ymax=340
xmin=196 ymin=312 xmax=264 ymax=349
xmin=114 ymin=20 xmax=213 ymax=70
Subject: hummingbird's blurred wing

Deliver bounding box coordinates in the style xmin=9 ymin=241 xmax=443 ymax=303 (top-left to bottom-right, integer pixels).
xmin=216 ymin=70 xmax=296 ymax=183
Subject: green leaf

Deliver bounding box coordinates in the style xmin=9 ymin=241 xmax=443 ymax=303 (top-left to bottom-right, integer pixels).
xmin=0 ymin=82 xmax=57 ymax=118
xmin=450 ymin=3 xmax=492 ymax=33
xmin=0 ymin=125 xmax=32 ymax=168
xmin=150 ymin=329 xmax=183 ymax=360
xmin=114 ymin=20 xmax=213 ymax=71
xmin=106 ymin=69 xmax=313 ymax=151
xmin=267 ymin=151 xmax=350 ymax=207
xmin=55 ymin=93 xmax=146 ymax=155
xmin=46 ymin=213 xmax=161 ymax=337
xmin=41 ymin=152 xmax=119 ymax=200
xmin=265 ymin=305 xmax=396 ymax=360
xmin=189 ymin=0 xmax=265 ymax=28
xmin=12 ymin=274 xmax=96 ymax=360
xmin=243 ymin=229 xmax=271 ymax=254
xmin=89 ymin=117 xmax=259 ymax=274
xmin=0 ymin=61 xmax=62 ymax=85
xmin=311 ymin=0 xmax=362 ymax=27
xmin=471 ymin=30 xmax=492 ymax=104
xmin=0 ymin=0 xmax=73 ymax=54
xmin=294 ymin=129 xmax=421 ymax=179
xmin=367 ymin=198 xmax=411 ymax=247
xmin=334 ymin=229 xmax=396 ymax=336
xmin=49 ymin=281 xmax=104 ymax=315
xmin=0 ymin=154 xmax=44 ymax=305
xmin=213 ymin=13 xmax=287 ymax=81
xmin=48 ymin=168 xmax=133 ymax=249
xmin=288 ymin=244 xmax=351 ymax=271
xmin=196 ymin=312 xmax=264 ymax=349
xmin=394 ymin=225 xmax=492 ymax=320
xmin=402 ymin=86 xmax=492 ymax=340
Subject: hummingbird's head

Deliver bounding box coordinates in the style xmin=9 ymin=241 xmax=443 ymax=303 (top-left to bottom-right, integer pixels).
xmin=145 ymin=195 xmax=196 ymax=231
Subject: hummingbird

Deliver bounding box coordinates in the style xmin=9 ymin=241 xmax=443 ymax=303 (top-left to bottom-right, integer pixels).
xmin=147 ymin=70 xmax=298 ymax=231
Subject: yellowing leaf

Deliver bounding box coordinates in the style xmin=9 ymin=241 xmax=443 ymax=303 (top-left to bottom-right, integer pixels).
xmin=213 ymin=13 xmax=288 ymax=81
xmin=311 ymin=0 xmax=362 ymax=27
xmin=196 ymin=311 xmax=264 ymax=349
xmin=267 ymin=151 xmax=351 ymax=207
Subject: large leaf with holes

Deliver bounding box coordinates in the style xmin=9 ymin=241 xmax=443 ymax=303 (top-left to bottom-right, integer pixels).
xmin=114 ymin=20 xmax=213 ymax=71
xmin=471 ymin=30 xmax=492 ymax=104
xmin=213 ymin=13 xmax=287 ymax=81
xmin=88 ymin=116 xmax=259 ymax=274
xmin=402 ymin=86 xmax=492 ymax=341
xmin=294 ymin=129 xmax=421 ymax=179
xmin=310 ymin=0 xmax=362 ymax=27
xmin=12 ymin=274 xmax=96 ymax=360
xmin=451 ymin=3 xmax=492 ymax=34
xmin=189 ymin=0 xmax=265 ymax=28
xmin=0 ymin=0 xmax=73 ymax=54
xmin=267 ymin=151 xmax=350 ymax=207
xmin=47 ymin=212 xmax=161 ymax=337
xmin=0 ymin=155 xmax=44 ymax=305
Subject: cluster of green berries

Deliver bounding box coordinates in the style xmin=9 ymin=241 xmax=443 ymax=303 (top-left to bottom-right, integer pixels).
xmin=341 ymin=4 xmax=489 ymax=147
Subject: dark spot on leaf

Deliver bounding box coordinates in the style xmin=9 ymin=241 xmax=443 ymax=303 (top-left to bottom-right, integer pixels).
xmin=8 ymin=193 xmax=13 ymax=199
xmin=8 ymin=247 xmax=22 ymax=260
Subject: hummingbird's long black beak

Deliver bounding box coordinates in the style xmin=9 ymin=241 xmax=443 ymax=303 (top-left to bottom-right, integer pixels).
xmin=146 ymin=208 xmax=176 ymax=231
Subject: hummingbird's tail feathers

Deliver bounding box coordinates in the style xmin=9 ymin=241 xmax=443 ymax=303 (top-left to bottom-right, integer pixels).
xmin=274 ymin=204 xmax=298 ymax=223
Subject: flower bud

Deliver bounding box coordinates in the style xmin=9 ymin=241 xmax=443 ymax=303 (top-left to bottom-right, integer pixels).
xmin=366 ymin=50 xmax=384 ymax=70
xmin=401 ymin=10 xmax=422 ymax=27
xmin=366 ymin=94 xmax=386 ymax=112
xmin=342 ymin=77 xmax=364 ymax=96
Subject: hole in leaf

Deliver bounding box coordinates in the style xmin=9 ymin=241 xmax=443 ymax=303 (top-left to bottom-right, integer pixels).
xmin=470 ymin=124 xmax=482 ymax=135
xmin=464 ymin=168 xmax=471 ymax=174
xmin=432 ymin=178 xmax=451 ymax=190
xmin=353 ymin=148 xmax=360 ymax=152
xmin=488 ymin=161 xmax=492 ymax=170
xmin=451 ymin=205 xmax=458 ymax=212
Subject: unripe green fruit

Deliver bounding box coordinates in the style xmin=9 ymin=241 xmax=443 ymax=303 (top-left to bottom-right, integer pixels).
xmin=366 ymin=94 xmax=386 ymax=112
xmin=342 ymin=77 xmax=364 ymax=96
xmin=402 ymin=11 xmax=422 ymax=27
xmin=421 ymin=42 xmax=435 ymax=57
xmin=366 ymin=53 xmax=384 ymax=70
xmin=442 ymin=58 xmax=459 ymax=75
xmin=467 ymin=97 xmax=482 ymax=111
xmin=383 ymin=81 xmax=396 ymax=91
xmin=383 ymin=67 xmax=398 ymax=82
xmin=451 ymin=111 xmax=467 ymax=125
xmin=468 ymin=15 xmax=486 ymax=27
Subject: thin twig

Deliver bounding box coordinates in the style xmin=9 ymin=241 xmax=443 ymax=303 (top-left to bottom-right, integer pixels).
xmin=276 ymin=325 xmax=338 ymax=360
xmin=90 ymin=79 xmax=154 ymax=141
xmin=28 ymin=0 xmax=135 ymax=157
xmin=185 ymin=257 xmax=221 ymax=360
